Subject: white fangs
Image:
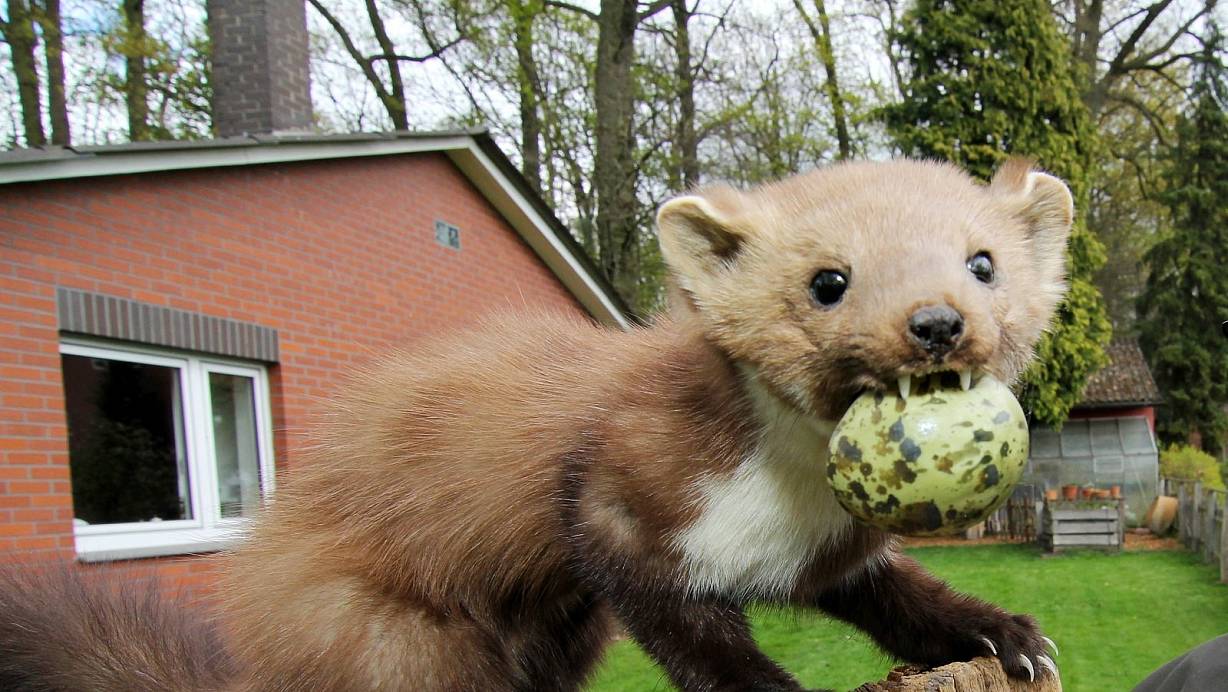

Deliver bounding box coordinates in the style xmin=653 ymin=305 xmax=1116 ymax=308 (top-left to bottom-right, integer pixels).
xmin=895 ymin=369 xmax=978 ymax=399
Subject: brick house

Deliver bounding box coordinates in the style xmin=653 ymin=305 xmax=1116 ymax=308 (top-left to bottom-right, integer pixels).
xmin=0 ymin=131 xmax=627 ymax=596
xmin=0 ymin=0 xmax=627 ymax=596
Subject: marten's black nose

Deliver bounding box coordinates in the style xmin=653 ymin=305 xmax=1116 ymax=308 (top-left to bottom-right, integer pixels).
xmin=908 ymin=305 xmax=964 ymax=357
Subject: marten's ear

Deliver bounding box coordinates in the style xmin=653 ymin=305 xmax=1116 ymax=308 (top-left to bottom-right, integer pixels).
xmin=657 ymin=193 xmax=748 ymax=286
xmin=990 ymin=158 xmax=1074 ymax=272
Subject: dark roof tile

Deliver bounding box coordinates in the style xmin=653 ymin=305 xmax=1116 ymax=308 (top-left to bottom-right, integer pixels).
xmin=1078 ymin=339 xmax=1161 ymax=407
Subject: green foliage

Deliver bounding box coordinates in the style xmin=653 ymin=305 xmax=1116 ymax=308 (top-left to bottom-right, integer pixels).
xmin=1159 ymin=444 xmax=1225 ymax=490
xmin=92 ymin=2 xmax=212 ymax=140
xmin=1137 ymin=34 xmax=1228 ymax=452
xmin=878 ymin=0 xmax=1111 ymax=427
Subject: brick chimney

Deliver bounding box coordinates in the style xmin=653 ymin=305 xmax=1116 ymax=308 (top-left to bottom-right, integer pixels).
xmin=207 ymin=0 xmax=313 ymax=137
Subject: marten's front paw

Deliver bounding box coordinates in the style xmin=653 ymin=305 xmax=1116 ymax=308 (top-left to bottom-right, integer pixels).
xmin=972 ymin=613 xmax=1059 ymax=682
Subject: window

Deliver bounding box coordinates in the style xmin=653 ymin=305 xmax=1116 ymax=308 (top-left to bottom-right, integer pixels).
xmin=60 ymin=340 xmax=275 ymax=561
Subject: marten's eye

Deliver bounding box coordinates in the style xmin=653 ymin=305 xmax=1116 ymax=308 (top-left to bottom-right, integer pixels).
xmin=810 ymin=270 xmax=848 ymax=307
xmin=966 ymin=252 xmax=994 ymax=284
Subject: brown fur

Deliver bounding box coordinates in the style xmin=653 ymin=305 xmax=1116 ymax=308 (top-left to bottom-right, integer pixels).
xmin=0 ymin=159 xmax=1071 ymax=691
xmin=0 ymin=566 xmax=235 ymax=692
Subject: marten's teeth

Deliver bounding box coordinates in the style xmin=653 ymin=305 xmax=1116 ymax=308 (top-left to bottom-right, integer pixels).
xmin=959 ymin=368 xmax=973 ymax=392
xmin=897 ymin=374 xmax=911 ymax=400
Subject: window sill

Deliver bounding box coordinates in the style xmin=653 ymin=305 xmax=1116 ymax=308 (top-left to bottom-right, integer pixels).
xmin=74 ymin=524 xmax=250 ymax=563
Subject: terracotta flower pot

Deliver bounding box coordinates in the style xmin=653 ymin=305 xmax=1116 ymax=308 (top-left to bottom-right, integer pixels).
xmin=1111 ymin=485 xmax=1122 ymax=499
xmin=1062 ymin=484 xmax=1079 ymax=501
xmin=1044 ymin=489 xmax=1059 ymax=501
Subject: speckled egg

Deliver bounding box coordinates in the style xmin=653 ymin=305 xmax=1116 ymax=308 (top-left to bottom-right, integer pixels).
xmin=826 ymin=373 xmax=1029 ymax=536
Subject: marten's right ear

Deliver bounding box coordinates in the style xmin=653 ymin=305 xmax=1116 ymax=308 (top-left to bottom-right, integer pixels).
xmin=657 ymin=194 xmax=748 ymax=286
xmin=990 ymin=158 xmax=1074 ymax=293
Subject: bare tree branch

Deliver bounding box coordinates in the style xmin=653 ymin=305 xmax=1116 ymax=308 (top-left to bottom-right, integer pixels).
xmin=544 ymin=0 xmax=598 ymax=21
xmin=307 ymin=0 xmax=391 ymax=103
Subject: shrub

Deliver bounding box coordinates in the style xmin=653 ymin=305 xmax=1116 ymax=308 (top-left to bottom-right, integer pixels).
xmin=1160 ymin=444 xmax=1226 ymax=490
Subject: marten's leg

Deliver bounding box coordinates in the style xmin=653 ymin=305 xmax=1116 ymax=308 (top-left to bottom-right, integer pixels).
xmin=816 ymin=550 xmax=1057 ymax=682
xmin=513 ymin=593 xmax=615 ymax=692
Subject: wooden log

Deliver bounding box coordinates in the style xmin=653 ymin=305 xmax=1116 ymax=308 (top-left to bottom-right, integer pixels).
xmin=854 ymin=657 xmax=1061 ymax=691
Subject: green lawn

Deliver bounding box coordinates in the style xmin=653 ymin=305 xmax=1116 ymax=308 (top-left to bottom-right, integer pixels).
xmin=586 ymin=545 xmax=1228 ymax=692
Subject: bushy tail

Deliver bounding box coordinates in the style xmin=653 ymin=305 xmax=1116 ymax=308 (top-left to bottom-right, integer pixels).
xmin=0 ymin=564 xmax=236 ymax=692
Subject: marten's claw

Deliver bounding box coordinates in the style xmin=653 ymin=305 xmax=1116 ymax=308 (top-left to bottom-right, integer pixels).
xmin=1041 ymin=635 xmax=1059 ymax=657
xmin=1018 ymin=655 xmax=1035 ymax=682
xmin=979 ymin=636 xmax=997 ymax=655
xmin=1038 ymin=654 xmax=1059 ymax=678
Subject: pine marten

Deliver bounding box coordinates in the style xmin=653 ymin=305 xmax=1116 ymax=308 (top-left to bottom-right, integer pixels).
xmin=1 ymin=158 xmax=1065 ymax=691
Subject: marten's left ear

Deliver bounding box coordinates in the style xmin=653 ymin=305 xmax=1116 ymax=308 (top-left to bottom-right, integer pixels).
xmin=657 ymin=191 xmax=748 ymax=287
xmin=990 ymin=158 xmax=1074 ymax=269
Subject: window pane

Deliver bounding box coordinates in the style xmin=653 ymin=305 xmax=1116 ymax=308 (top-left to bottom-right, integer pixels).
xmin=210 ymin=373 xmax=262 ymax=518
xmin=61 ymin=354 xmax=192 ymax=524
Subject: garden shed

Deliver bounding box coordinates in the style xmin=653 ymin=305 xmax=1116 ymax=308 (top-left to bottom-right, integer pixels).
xmin=1025 ymin=340 xmax=1162 ymax=524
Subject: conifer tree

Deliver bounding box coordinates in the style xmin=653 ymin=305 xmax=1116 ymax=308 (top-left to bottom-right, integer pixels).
xmin=1138 ymin=30 xmax=1228 ymax=451
xmin=880 ymin=0 xmax=1112 ymax=427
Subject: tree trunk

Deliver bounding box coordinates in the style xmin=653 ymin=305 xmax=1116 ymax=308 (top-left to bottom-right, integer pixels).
xmin=794 ymin=0 xmax=850 ymax=159
xmin=510 ymin=0 xmax=544 ymax=194
xmin=593 ymin=0 xmax=641 ymax=308
xmin=366 ymin=0 xmax=408 ymax=130
xmin=3 ymin=0 xmax=47 ymax=146
xmin=1072 ymin=0 xmax=1105 ymax=117
xmin=671 ymin=0 xmax=698 ymax=188
xmin=124 ymin=0 xmax=150 ymax=141
xmin=38 ymin=0 xmax=70 ymax=145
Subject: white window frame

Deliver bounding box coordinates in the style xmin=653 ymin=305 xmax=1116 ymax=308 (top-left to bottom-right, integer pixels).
xmin=60 ymin=338 xmax=276 ymax=562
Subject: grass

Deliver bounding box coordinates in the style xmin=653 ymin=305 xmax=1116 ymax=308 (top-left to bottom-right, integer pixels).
xmin=585 ymin=544 xmax=1228 ymax=692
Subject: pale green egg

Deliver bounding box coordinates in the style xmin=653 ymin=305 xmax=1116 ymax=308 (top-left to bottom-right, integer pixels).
xmin=826 ymin=374 xmax=1029 ymax=536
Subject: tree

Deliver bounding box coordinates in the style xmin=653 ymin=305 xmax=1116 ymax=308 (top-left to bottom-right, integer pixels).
xmin=35 ymin=0 xmax=68 ymax=145
xmin=1054 ymin=0 xmax=1215 ymax=341
xmin=92 ymin=0 xmax=211 ymax=141
xmin=1062 ymin=0 xmax=1217 ymax=120
xmin=307 ymin=0 xmax=466 ymax=131
xmin=545 ymin=0 xmax=676 ymax=311
xmin=1137 ymin=31 xmax=1228 ymax=451
xmin=669 ymin=0 xmax=698 ymax=187
xmin=792 ymin=0 xmax=851 ymax=159
xmin=122 ymin=0 xmax=149 ymax=140
xmin=1087 ymin=70 xmax=1179 ymax=334
xmin=880 ymin=0 xmax=1112 ymax=427
xmin=509 ymin=0 xmax=545 ymax=193
xmin=1 ymin=0 xmax=46 ymax=145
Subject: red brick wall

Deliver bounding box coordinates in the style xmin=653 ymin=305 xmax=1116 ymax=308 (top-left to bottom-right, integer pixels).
xmin=1069 ymin=406 xmax=1157 ymax=434
xmin=0 ymin=152 xmax=586 ymax=597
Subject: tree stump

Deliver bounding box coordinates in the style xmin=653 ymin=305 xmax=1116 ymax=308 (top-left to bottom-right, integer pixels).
xmin=854 ymin=657 xmax=1062 ymax=692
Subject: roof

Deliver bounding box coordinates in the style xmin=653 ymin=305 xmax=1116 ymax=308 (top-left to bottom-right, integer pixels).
xmin=1077 ymin=339 xmax=1162 ymax=408
xmin=0 ymin=129 xmax=631 ymax=329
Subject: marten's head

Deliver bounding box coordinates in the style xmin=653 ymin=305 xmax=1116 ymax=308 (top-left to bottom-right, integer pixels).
xmin=657 ymin=158 xmax=1073 ymax=421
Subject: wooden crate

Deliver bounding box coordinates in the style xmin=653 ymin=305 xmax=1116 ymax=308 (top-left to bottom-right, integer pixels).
xmin=1040 ymin=500 xmax=1124 ymax=552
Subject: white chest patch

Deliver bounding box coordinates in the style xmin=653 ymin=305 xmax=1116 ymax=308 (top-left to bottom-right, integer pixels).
xmin=671 ymin=377 xmax=854 ymax=601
